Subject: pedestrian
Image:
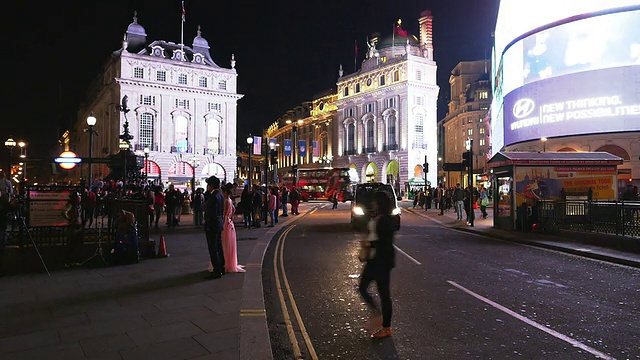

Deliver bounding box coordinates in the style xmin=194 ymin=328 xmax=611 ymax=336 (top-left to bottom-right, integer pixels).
xmin=289 ymin=186 xmax=300 ymax=215
xmin=192 ymin=188 xmax=205 ymax=226
xmin=165 ymin=185 xmax=178 ymax=228
xmin=453 ymin=183 xmax=465 ymax=221
xmin=204 ymin=176 xmax=226 ymax=279
xmin=222 ymin=184 xmax=245 ymax=273
xmin=358 ymin=191 xmax=397 ymax=339
xmin=280 ymin=185 xmax=289 ymax=217
xmin=241 ymin=185 xmax=254 ymax=228
xmin=62 ymin=191 xmax=82 ymax=267
xmin=153 ymin=187 xmax=165 ymax=230
xmin=267 ymin=187 xmax=277 ymax=227
xmin=331 ymin=193 xmax=338 ymax=209
xmin=479 ymin=186 xmax=489 ymax=219
xmin=252 ymin=186 xmax=263 ymax=227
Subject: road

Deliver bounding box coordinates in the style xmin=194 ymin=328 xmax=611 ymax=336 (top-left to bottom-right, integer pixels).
xmin=263 ymin=202 xmax=640 ymax=359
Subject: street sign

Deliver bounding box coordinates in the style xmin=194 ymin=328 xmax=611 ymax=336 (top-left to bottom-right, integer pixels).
xmin=442 ymin=162 xmax=466 ymax=172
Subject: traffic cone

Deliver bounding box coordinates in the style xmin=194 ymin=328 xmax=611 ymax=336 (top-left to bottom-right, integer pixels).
xmin=158 ymin=235 xmax=169 ymax=258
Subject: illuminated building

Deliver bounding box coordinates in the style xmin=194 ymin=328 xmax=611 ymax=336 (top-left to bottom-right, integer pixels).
xmin=491 ymin=1 xmax=640 ymax=190
xmin=439 ymin=60 xmax=492 ymax=187
xmin=69 ymin=12 xmax=242 ymax=187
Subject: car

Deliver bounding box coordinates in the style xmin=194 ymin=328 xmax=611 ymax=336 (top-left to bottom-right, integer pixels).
xmin=350 ymin=182 xmax=401 ymax=231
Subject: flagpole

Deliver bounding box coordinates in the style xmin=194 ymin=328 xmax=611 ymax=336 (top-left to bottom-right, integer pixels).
xmin=392 ymin=22 xmax=395 ymax=59
xmin=181 ymin=1 xmax=185 ymax=53
xmin=354 ymin=40 xmax=357 ymax=73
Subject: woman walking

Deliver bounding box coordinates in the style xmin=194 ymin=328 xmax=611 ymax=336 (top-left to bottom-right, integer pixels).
xmin=358 ymin=191 xmax=397 ymax=339
xmin=222 ymin=184 xmax=245 ymax=273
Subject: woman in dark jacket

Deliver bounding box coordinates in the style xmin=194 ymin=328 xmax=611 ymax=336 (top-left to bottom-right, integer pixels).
xmin=358 ymin=191 xmax=397 ymax=339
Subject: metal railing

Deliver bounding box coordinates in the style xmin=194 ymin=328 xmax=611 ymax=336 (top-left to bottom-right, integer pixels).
xmin=537 ymin=200 xmax=640 ymax=237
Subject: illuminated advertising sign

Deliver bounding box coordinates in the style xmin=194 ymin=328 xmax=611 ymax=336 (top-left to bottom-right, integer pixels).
xmin=504 ymin=65 xmax=640 ymax=145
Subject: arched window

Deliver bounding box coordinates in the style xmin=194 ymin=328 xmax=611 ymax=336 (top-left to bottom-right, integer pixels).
xmin=347 ymin=123 xmax=355 ymax=152
xmin=388 ymin=115 xmax=397 ymax=146
xmin=207 ymin=119 xmax=220 ymax=155
xmin=175 ymin=116 xmax=188 ymax=153
xmin=367 ymin=119 xmax=375 ymax=150
xmin=595 ymin=145 xmax=630 ymax=160
xmin=414 ymin=113 xmax=424 ymax=148
xmin=139 ymin=113 xmax=154 ymax=149
xmin=343 ymin=87 xmax=349 ymax=96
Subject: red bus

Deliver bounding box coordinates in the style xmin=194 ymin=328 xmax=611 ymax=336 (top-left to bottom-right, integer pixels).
xmin=281 ymin=167 xmax=358 ymax=202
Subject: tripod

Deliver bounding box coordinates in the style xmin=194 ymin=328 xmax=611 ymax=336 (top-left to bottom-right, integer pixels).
xmin=16 ymin=215 xmax=50 ymax=276
xmin=78 ymin=212 xmax=107 ymax=266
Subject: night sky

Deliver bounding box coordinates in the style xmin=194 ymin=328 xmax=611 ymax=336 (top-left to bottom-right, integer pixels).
xmin=3 ymin=0 xmax=499 ymax=157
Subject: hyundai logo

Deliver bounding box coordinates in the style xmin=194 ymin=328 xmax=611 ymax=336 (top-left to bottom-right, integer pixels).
xmin=512 ymin=98 xmax=535 ymax=119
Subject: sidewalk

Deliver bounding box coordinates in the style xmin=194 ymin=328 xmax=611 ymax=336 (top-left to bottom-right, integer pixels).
xmin=402 ymin=202 xmax=640 ymax=268
xmin=0 ymin=206 xmax=305 ymax=360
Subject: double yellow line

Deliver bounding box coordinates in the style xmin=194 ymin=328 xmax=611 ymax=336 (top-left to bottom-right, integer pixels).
xmin=273 ymin=225 xmax=318 ymax=360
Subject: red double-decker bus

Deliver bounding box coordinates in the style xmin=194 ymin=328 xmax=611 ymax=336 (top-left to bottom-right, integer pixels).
xmin=281 ymin=167 xmax=358 ymax=202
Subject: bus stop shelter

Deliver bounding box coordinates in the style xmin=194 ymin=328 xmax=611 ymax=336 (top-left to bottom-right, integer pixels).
xmin=487 ymin=151 xmax=623 ymax=231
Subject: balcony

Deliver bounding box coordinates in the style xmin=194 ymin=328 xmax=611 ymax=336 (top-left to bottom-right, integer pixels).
xmin=412 ymin=142 xmax=428 ymax=150
xmin=383 ymin=143 xmax=399 ymax=151
xmin=170 ymin=146 xmax=193 ymax=154
xmin=344 ymin=149 xmax=357 ymax=156
xmin=204 ymin=147 xmax=224 ymax=155
xmin=364 ymin=146 xmax=377 ymax=154
xmin=134 ymin=143 xmax=159 ymax=151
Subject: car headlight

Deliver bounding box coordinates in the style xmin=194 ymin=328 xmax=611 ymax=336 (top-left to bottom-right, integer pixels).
xmin=392 ymin=207 xmax=401 ymax=215
xmin=353 ymin=206 xmax=365 ymax=216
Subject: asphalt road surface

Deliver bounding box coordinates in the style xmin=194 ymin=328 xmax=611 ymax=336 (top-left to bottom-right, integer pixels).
xmin=263 ymin=202 xmax=640 ymax=359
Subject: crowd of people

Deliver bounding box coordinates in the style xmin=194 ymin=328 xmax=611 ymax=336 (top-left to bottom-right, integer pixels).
xmin=411 ymin=183 xmax=490 ymax=224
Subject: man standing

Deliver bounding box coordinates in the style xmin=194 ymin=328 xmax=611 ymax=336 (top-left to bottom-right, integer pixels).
xmin=204 ymin=176 xmax=225 ymax=279
xmin=453 ymin=183 xmax=465 ymax=221
xmin=280 ymin=185 xmax=288 ymax=217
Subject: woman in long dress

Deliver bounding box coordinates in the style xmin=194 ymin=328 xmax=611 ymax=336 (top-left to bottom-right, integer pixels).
xmin=222 ymin=184 xmax=245 ymax=273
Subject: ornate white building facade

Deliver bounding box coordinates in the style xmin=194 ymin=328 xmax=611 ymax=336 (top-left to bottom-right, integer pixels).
xmin=72 ymin=13 xmax=242 ymax=188
xmin=332 ymin=10 xmax=439 ymax=194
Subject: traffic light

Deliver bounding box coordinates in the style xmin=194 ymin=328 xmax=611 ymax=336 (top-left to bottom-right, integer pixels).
xmin=270 ymin=149 xmax=277 ymax=165
xmin=423 ymin=162 xmax=429 ymax=173
xmin=462 ymin=151 xmax=471 ymax=167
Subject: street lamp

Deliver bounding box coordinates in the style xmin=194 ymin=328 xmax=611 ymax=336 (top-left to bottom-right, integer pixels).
xmin=246 ymin=135 xmax=253 ymax=187
xmin=143 ymin=147 xmax=150 ymax=183
xmin=85 ymin=113 xmax=97 ymax=187
xmin=292 ymin=119 xmax=303 ymax=186
xmin=189 ymin=156 xmax=200 ymax=192
xmin=541 ymin=137 xmax=547 ymax=152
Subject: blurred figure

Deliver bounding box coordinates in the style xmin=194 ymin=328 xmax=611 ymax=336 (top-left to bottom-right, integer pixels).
xmin=222 ymin=184 xmax=244 ymax=273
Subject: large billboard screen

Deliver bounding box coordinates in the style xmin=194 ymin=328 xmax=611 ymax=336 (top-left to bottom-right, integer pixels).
xmin=500 ymin=9 xmax=640 ymax=146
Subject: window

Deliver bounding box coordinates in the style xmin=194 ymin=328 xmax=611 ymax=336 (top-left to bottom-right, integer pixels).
xmin=207 ymin=119 xmax=220 ymax=154
xmin=175 ymin=99 xmax=190 ymax=109
xmin=347 ymin=123 xmax=355 ymax=151
xmin=367 ymin=119 xmax=375 ymax=149
xmin=175 ymin=117 xmax=188 ymax=153
xmin=467 ymin=128 xmax=473 ymax=136
xmin=388 ymin=117 xmax=396 ymax=145
xmin=134 ymin=67 xmax=144 ymax=79
xmin=199 ymin=76 xmax=208 ymax=87
xmin=385 ymin=97 xmax=396 ymax=109
xmin=393 ymin=71 xmax=399 ymax=82
xmin=218 ymin=80 xmax=227 ymax=90
xmin=178 ymin=73 xmax=187 ymax=85
xmin=347 ymin=107 xmax=354 ymax=118
xmin=343 ymin=86 xmax=349 ymax=96
xmin=416 ymin=69 xmax=422 ymax=81
xmin=139 ymin=113 xmax=154 ymax=148
xmin=467 ymin=117 xmax=473 ymax=124
xmin=365 ymin=103 xmax=374 ymax=113
xmin=414 ymin=113 xmax=424 ymax=147
xmin=479 ymin=91 xmax=489 ymax=99
xmin=479 ymin=127 xmax=485 ymax=135
xmin=355 ymin=83 xmax=360 ymax=93
xmin=380 ymin=75 xmax=386 ymax=86
xmin=467 ymin=105 xmax=473 ymax=111
xmin=139 ymin=95 xmax=156 ymax=106
xmin=479 ymin=138 xmax=485 ymax=146
xmin=157 ymin=70 xmax=166 ymax=82
xmin=415 ymin=96 xmax=424 ymax=106
xmin=208 ymin=102 xmax=221 ymax=112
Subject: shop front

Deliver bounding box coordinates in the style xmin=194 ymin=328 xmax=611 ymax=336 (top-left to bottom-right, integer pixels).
xmin=487 ymin=151 xmax=623 ymax=231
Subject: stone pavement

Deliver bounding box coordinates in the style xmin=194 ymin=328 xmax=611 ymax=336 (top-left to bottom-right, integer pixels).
xmin=1 ymin=201 xmax=638 ymax=360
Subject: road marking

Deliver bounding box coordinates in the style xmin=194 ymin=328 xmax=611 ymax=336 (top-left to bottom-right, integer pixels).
xmin=273 ymin=225 xmax=302 ymax=359
xmin=447 ymin=281 xmax=615 ymax=360
xmin=278 ymin=225 xmax=319 ymax=360
xmin=394 ymin=245 xmax=422 ymax=265
xmin=240 ymin=309 xmax=266 ymax=317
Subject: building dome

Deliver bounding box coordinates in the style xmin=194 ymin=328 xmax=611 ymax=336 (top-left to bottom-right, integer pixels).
xmin=192 ymin=26 xmax=209 ymax=48
xmin=127 ymin=12 xmax=147 ymax=37
xmin=377 ymin=33 xmax=419 ymax=49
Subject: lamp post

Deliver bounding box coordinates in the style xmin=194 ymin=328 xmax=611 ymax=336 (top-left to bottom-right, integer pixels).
xmin=246 ymin=135 xmax=253 ymax=187
xmin=541 ymin=137 xmax=547 ymax=152
xmin=143 ymin=147 xmax=150 ymax=183
xmin=291 ymin=119 xmax=303 ymax=186
xmin=119 ymin=140 xmax=130 ymax=193
xmin=189 ymin=156 xmax=200 ymax=192
xmin=86 ymin=113 xmax=97 ymax=187
xmin=4 ymin=137 xmax=16 ymax=183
